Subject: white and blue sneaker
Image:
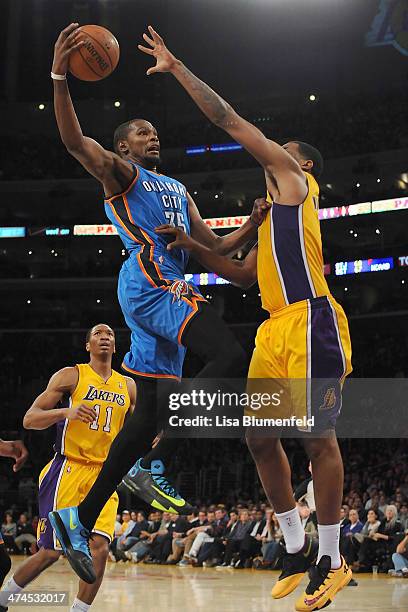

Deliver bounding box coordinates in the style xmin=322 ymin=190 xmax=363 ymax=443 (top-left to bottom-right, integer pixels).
xmin=48 ymin=507 xmax=96 ymax=584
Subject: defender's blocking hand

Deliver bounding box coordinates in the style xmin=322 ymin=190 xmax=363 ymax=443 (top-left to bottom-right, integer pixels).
xmin=138 ymin=26 xmax=178 ymax=75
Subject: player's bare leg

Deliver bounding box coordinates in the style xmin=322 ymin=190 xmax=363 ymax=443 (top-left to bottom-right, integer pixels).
xmin=0 ymin=548 xmax=60 ymax=609
xmin=294 ymin=434 xmax=351 ymax=611
xmin=0 ymin=536 xmax=108 ymax=610
xmin=76 ymin=535 xmax=109 ymax=606
xmin=246 ymin=435 xmax=294 ymax=512
xmin=246 ymin=433 xmax=317 ymax=599
xmin=302 ymin=434 xmax=343 ymax=528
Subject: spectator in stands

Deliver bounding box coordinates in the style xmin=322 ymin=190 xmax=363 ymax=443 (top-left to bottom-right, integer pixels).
xmin=113 ymin=511 xmax=150 ymax=561
xmin=14 ymin=513 xmax=36 ymax=554
xmin=298 ymin=501 xmax=318 ymax=540
xmin=114 ymin=513 xmax=122 ymax=538
xmin=109 ymin=510 xmax=135 ymax=560
xmin=340 ymin=505 xmax=350 ymax=534
xmin=166 ymin=510 xmax=200 ymax=564
xmin=145 ymin=513 xmax=182 ymax=563
xmin=340 ymin=509 xmax=364 ymax=564
xmin=390 ymin=532 xmax=408 ymax=577
xmin=124 ymin=513 xmax=163 ymax=564
xmin=185 ymin=511 xmax=219 ymax=566
xmin=365 ymin=490 xmax=379 ymax=511
xmin=177 ymin=510 xmax=209 ymax=566
xmin=399 ymin=504 xmax=408 ymax=530
xmin=236 ymin=508 xmax=266 ymax=568
xmin=379 ymin=494 xmax=388 ymax=516
xmin=219 ymin=508 xmax=252 ymax=567
xmin=1 ymin=512 xmax=16 ymax=553
xmin=195 ymin=507 xmax=230 ymax=567
xmin=257 ymin=509 xmax=283 ymax=569
xmin=355 ymin=505 xmax=403 ymax=572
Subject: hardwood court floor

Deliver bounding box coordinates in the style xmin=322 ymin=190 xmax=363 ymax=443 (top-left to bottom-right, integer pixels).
xmin=8 ymin=556 xmax=408 ymax=611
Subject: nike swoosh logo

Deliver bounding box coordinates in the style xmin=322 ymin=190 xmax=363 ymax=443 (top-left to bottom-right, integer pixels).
xmin=304 ymin=585 xmax=331 ymax=606
xmin=151 ymin=485 xmax=185 ymax=507
xmin=303 ymin=539 xmax=312 ymax=558
xmin=69 ymin=510 xmax=78 ymax=530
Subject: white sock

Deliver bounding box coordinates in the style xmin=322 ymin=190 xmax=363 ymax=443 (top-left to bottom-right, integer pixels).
xmin=0 ymin=576 xmax=24 ymax=607
xmin=275 ymin=507 xmax=305 ymax=554
xmin=317 ymin=524 xmax=341 ymax=569
xmin=70 ymin=597 xmax=91 ymax=611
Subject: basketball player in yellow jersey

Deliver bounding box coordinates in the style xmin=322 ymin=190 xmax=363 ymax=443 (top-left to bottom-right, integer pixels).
xmin=0 ymin=324 xmax=136 ymax=612
xmin=140 ymin=27 xmax=352 ymax=611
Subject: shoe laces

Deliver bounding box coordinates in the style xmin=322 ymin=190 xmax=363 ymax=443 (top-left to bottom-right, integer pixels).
xmin=151 ymin=473 xmax=179 ymax=498
xmin=80 ymin=528 xmax=93 ymax=557
xmin=306 ymin=557 xmax=332 ymax=594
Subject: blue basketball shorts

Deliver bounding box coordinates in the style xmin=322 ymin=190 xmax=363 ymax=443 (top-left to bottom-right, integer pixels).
xmin=118 ymin=252 xmax=206 ymax=380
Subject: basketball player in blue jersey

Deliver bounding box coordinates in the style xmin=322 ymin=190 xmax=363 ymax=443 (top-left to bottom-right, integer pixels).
xmin=136 ymin=26 xmax=354 ymax=611
xmin=0 ymin=439 xmax=28 ymax=593
xmin=48 ymin=24 xmax=269 ymax=584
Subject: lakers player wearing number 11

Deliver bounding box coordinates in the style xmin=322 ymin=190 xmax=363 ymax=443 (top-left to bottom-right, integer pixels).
xmin=0 ymin=324 xmax=136 ymax=612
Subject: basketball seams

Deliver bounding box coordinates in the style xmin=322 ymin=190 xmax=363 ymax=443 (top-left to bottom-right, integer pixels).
xmin=84 ymin=31 xmax=115 ymax=71
xmin=72 ymin=27 xmax=119 ymax=80
xmin=76 ymin=47 xmax=105 ymax=79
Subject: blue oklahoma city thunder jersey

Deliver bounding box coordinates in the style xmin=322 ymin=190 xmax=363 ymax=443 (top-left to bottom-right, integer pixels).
xmin=104 ymin=163 xmax=191 ymax=275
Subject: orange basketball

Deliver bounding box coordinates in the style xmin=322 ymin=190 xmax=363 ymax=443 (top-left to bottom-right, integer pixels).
xmin=69 ymin=25 xmax=120 ymax=81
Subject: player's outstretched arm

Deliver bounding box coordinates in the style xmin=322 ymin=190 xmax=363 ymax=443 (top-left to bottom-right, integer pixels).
xmin=52 ymin=24 xmax=133 ymax=187
xmin=23 ymin=367 xmax=96 ymax=430
xmin=138 ymin=27 xmax=307 ymax=202
xmin=187 ymin=194 xmax=270 ymax=257
xmin=155 ymin=226 xmax=258 ymax=289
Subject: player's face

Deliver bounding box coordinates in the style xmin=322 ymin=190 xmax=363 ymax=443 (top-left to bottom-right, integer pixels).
xmin=87 ymin=324 xmax=115 ymax=357
xmin=126 ymin=121 xmax=161 ymax=168
xmin=283 ymin=142 xmax=312 ymax=173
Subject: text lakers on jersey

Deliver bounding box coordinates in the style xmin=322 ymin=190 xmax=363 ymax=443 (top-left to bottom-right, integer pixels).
xmin=55 ymin=363 xmax=130 ymax=464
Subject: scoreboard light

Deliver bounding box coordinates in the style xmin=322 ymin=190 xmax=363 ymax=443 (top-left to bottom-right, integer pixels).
xmin=0 ymin=227 xmax=25 ymax=238
xmin=184 ymin=272 xmax=230 ymax=286
xmin=45 ymin=228 xmax=70 ymax=236
xmin=398 ymin=255 xmax=408 ymax=267
xmin=334 ymin=257 xmax=394 ymax=276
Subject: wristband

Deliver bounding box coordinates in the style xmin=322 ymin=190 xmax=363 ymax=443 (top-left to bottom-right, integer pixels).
xmin=51 ymin=72 xmax=67 ymax=81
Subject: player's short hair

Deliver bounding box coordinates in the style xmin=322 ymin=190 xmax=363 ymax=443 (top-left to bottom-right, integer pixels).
xmin=293 ymin=141 xmax=324 ymax=179
xmin=85 ymin=324 xmax=114 ymax=343
xmin=113 ymin=119 xmax=143 ymax=155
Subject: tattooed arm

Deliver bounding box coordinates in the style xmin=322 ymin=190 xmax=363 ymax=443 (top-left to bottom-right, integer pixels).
xmin=138 ymin=26 xmax=307 ymax=203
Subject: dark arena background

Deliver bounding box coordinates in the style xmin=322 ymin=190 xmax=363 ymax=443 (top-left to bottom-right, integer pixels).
xmin=0 ymin=1 xmax=408 ymax=611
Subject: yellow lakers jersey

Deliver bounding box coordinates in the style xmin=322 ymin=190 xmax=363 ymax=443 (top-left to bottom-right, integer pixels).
xmin=258 ymin=172 xmax=331 ymax=313
xmin=55 ymin=363 xmax=130 ymax=464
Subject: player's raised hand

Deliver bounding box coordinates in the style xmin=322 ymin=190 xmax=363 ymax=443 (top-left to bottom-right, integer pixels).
xmin=155 ymin=224 xmax=195 ymax=251
xmin=138 ymin=26 xmax=178 ymax=75
xmin=52 ymin=23 xmax=85 ymax=75
xmin=250 ymin=197 xmax=272 ymax=227
xmin=68 ymin=403 xmax=97 ymax=424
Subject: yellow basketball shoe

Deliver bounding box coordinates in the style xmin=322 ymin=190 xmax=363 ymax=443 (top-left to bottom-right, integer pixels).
xmin=271 ymin=535 xmax=318 ymax=599
xmin=295 ymin=555 xmax=352 ymax=611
